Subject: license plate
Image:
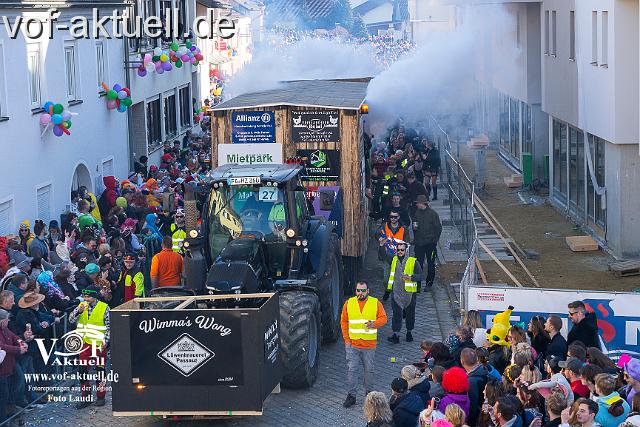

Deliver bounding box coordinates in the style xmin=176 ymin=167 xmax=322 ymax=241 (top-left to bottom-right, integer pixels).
xmin=229 ymin=177 xmax=260 ymax=185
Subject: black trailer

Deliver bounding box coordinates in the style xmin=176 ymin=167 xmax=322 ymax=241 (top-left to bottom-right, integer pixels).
xmin=111 ymin=293 xmax=281 ymax=417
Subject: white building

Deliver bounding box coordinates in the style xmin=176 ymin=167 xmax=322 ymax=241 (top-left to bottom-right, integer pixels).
xmin=457 ymin=0 xmax=640 ymax=258
xmin=0 ymin=1 xmax=129 ymax=235
xmin=352 ymin=0 xmax=411 ymax=38
xmin=407 ymin=0 xmax=456 ymax=42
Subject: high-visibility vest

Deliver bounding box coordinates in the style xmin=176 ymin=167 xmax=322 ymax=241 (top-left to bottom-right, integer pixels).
xmin=387 ymin=256 xmax=417 ymax=292
xmin=346 ymin=296 xmax=379 ymax=341
xmin=77 ymin=301 xmax=108 ymax=347
xmin=170 ymin=223 xmax=186 ymax=253
xmin=384 ymin=224 xmax=405 ymax=242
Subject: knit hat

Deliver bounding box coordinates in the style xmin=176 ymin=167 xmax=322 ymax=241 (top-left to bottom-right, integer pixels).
xmin=624 ymin=358 xmax=640 ymax=382
xmin=20 ymin=220 xmax=30 ymax=230
xmin=116 ymin=197 xmax=128 ymax=208
xmin=441 ymin=367 xmax=469 ymax=394
xmin=85 ymin=263 xmax=100 ymax=275
xmin=82 ymin=285 xmax=101 ymax=297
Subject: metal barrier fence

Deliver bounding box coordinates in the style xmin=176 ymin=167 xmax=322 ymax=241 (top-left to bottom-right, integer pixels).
xmin=425 ymin=115 xmax=478 ymax=313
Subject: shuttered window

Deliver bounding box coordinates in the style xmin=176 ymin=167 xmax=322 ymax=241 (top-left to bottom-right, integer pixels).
xmin=102 ymin=158 xmax=114 ymax=177
xmin=36 ymin=185 xmax=52 ymax=222
xmin=0 ymin=200 xmax=12 ymax=236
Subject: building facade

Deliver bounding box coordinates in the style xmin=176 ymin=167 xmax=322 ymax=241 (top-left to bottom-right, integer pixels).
xmin=0 ymin=1 xmax=129 ymax=235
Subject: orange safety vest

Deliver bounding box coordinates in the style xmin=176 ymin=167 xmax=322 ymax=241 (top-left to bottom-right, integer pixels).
xmin=384 ymin=223 xmax=405 ymax=242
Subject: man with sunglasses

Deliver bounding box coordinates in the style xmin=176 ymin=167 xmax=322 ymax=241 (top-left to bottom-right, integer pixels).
xmin=567 ymin=301 xmax=600 ymax=349
xmin=382 ymin=241 xmax=423 ymax=344
xmin=170 ymin=208 xmax=187 ymax=254
xmin=341 ymin=281 xmax=387 ymax=408
xmin=378 ymin=208 xmax=412 ymax=289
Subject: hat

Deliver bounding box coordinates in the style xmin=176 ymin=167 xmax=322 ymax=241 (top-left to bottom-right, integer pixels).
xmin=85 ymin=263 xmax=100 ymax=275
xmin=19 ymin=220 xmax=30 ymax=230
xmin=16 ymin=258 xmax=33 ymax=270
xmin=486 ymin=306 xmax=513 ymax=346
xmin=415 ymin=195 xmax=429 ymax=204
xmin=18 ymin=292 xmax=45 ymax=309
xmin=82 ymin=285 xmax=101 ymax=297
xmin=116 ymin=197 xmax=128 ymax=208
xmin=401 ymin=365 xmax=425 ymax=389
xmin=559 ymin=357 xmax=584 ymax=374
xmin=149 ymin=165 xmax=158 ymax=172
xmin=391 ymin=377 xmax=408 ymax=393
xmin=624 ymin=358 xmax=640 ymax=382
xmin=161 ymin=154 xmax=173 ymax=162
xmin=0 ymin=309 xmax=10 ymax=321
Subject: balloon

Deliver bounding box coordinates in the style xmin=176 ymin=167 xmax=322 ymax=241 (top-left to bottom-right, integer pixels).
xmin=123 ymin=87 xmax=131 ymax=96
xmin=175 ymin=60 xmax=182 ymax=68
xmin=162 ymin=61 xmax=172 ymax=71
xmin=170 ymin=55 xmax=177 ymax=62
xmin=156 ymin=67 xmax=164 ymax=74
xmin=60 ymin=121 xmax=68 ymax=128
xmin=143 ymin=53 xmax=152 ymax=64
xmin=113 ymin=84 xmax=122 ymax=92
xmin=194 ymin=60 xmax=199 ymax=66
xmin=43 ymin=101 xmax=54 ymax=112
xmin=153 ymin=47 xmax=162 ymax=56
xmin=39 ymin=113 xmax=51 ymax=125
xmin=155 ymin=62 xmax=163 ymax=72
xmin=107 ymin=90 xmax=118 ymax=100
xmin=64 ymin=120 xmax=72 ymax=129
xmin=51 ymin=114 xmax=63 ymax=125
xmin=186 ymin=40 xmax=192 ymax=48
xmin=101 ymin=82 xmax=110 ymax=92
xmin=122 ymin=97 xmax=133 ymax=107
xmin=48 ymin=105 xmax=54 ymax=115
xmin=189 ymin=46 xmax=196 ymax=52
xmin=53 ymin=125 xmax=63 ymax=137
xmin=152 ymin=55 xmax=160 ymax=62
xmin=145 ymin=62 xmax=155 ymax=72
xmin=190 ymin=57 xmax=196 ymax=64
xmin=61 ymin=126 xmax=70 ymax=135
xmin=137 ymin=68 xmax=146 ymax=77
xmin=118 ymin=104 xmax=127 ymax=113
xmin=160 ymin=53 xmax=168 ymax=62
xmin=170 ymin=42 xmax=178 ymax=51
xmin=53 ymin=104 xmax=64 ymax=114
xmin=195 ymin=54 xmax=203 ymax=61
xmin=107 ymin=100 xmax=117 ymax=110
xmin=118 ymin=90 xmax=127 ymax=99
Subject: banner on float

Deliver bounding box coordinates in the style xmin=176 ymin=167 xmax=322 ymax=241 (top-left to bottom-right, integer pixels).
xmin=467 ymin=285 xmax=640 ymax=358
xmin=218 ymin=143 xmax=283 ymax=166
xmin=231 ymin=111 xmax=275 ymax=144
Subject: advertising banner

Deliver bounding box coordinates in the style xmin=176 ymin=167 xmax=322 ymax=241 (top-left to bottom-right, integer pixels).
xmin=218 ymin=143 xmax=283 ymax=166
xmin=297 ymin=149 xmax=340 ymax=181
xmin=291 ymin=110 xmax=340 ymax=143
xmin=232 ymin=111 xmax=275 ymax=144
xmin=468 ymin=285 xmax=640 ymax=357
xmin=130 ymin=310 xmax=244 ymax=385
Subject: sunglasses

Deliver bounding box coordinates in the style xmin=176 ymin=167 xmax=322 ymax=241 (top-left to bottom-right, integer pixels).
xmin=355 ymin=289 xmax=368 ymax=293
xmin=397 ymin=248 xmax=406 ymax=252
xmin=390 ymin=215 xmax=400 ymax=219
xmin=568 ymin=311 xmax=578 ymax=316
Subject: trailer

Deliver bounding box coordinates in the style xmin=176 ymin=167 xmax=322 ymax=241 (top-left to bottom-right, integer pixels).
xmin=211 ymin=78 xmax=372 ymax=293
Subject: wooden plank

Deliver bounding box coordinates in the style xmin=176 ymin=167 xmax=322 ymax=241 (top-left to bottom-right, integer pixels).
xmin=565 ymin=235 xmax=599 ymax=252
xmin=174 ymin=297 xmax=196 ymax=310
xmin=475 ymin=197 xmax=528 ymax=259
xmin=475 ymin=256 xmax=488 ymax=285
xmin=479 ymin=240 xmax=522 ymax=287
xmin=133 ymin=292 xmax=275 ymax=303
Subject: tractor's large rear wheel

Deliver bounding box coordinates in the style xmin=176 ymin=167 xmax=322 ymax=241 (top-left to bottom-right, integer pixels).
xmin=318 ymin=235 xmax=343 ymax=343
xmin=279 ymin=290 xmax=321 ymax=389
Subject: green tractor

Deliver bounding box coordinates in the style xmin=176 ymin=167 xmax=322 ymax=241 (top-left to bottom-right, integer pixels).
xmin=181 ymin=163 xmax=343 ymax=388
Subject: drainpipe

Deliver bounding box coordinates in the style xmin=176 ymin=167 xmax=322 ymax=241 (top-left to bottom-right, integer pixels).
xmin=124 ymin=35 xmax=135 ymax=173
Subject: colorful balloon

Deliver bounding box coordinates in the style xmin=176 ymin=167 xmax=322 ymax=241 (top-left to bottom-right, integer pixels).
xmin=122 ymin=97 xmax=133 ymax=107
xmin=137 ymin=68 xmax=147 ymax=77
xmin=53 ymin=104 xmax=64 ymax=114
xmin=39 ymin=113 xmax=51 ymax=125
xmin=107 ymin=100 xmax=117 ymax=110
xmin=160 ymin=53 xmax=168 ymax=62
xmin=156 ymin=67 xmax=164 ymax=74
xmin=43 ymin=101 xmax=54 ymax=112
xmin=175 ymin=60 xmax=183 ymax=68
xmin=117 ymin=90 xmax=127 ymax=99
xmin=118 ymin=104 xmax=127 ymax=113
xmin=170 ymin=42 xmax=178 ymax=51
xmin=53 ymin=125 xmax=63 ymax=137
xmin=162 ymin=61 xmax=172 ymax=71
xmin=181 ymin=54 xmax=189 ymax=62
xmin=186 ymin=40 xmax=192 ymax=49
xmin=62 ymin=111 xmax=71 ymax=121
xmin=64 ymin=120 xmax=72 ymax=129
xmin=143 ymin=53 xmax=152 ymax=64
xmin=51 ymin=114 xmax=63 ymax=125
xmin=153 ymin=47 xmax=162 ymax=56
xmin=113 ymin=84 xmax=122 ymax=92
xmin=107 ymin=90 xmax=118 ymax=100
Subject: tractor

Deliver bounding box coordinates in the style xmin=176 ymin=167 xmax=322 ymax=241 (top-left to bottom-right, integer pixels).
xmin=178 ymin=163 xmax=343 ymax=388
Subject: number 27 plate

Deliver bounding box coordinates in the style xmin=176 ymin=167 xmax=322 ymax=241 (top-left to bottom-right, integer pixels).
xmin=228 ymin=177 xmax=260 ymax=185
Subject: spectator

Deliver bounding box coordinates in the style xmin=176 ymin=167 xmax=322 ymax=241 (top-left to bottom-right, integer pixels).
xmin=378 ymin=208 xmax=412 ymax=287
xmin=390 ymin=377 xmax=423 ymax=427
xmin=98 ymin=176 xmax=119 ymax=220
xmin=560 ymin=398 xmax=599 ymax=427
xmin=625 ymin=394 xmax=640 ymax=425
xmin=543 ymin=392 xmax=568 ymax=427
xmin=382 ymin=193 xmax=410 ymax=227
xmin=54 ymin=268 xmax=80 ymax=301
xmin=75 ymin=263 xmax=99 ymax=292
xmin=47 ymin=220 xmax=60 ymax=251
xmin=492 ymin=396 xmax=518 ymax=427
xmin=528 ymin=316 xmax=550 ymax=359
xmin=438 ymin=367 xmax=470 ymax=419
xmin=451 ymin=326 xmax=477 ymax=368
xmin=363 ymin=391 xmax=394 ymax=427
xmin=594 ymin=373 xmax=630 ymax=427
xmin=579 ymin=364 xmax=604 ymax=399
xmin=430 ymin=342 xmax=453 ymax=368
xmin=0 ymin=309 xmax=28 ymax=421
xmin=401 ymin=364 xmax=431 ymax=406
xmin=529 ymin=356 xmax=574 ymax=405
xmin=28 ymin=220 xmax=49 ymax=261
xmin=462 ymin=347 xmax=488 ymax=426
xmin=71 ymin=234 xmax=97 ymax=266
xmin=585 ymin=347 xmax=617 ymax=374
xmin=464 ymin=310 xmax=487 ymax=348
xmin=623 ymin=359 xmax=640 ymax=406
xmin=18 ymin=220 xmax=34 ymax=254
xmin=445 ymin=403 xmax=466 ymax=427
xmin=77 ymin=199 xmax=101 ymax=231
xmin=567 ymin=301 xmax=600 ymax=349
xmin=429 ymin=365 xmax=446 ymax=399
xmin=7 ymin=274 xmax=28 ymax=311
xmin=405 ymin=171 xmax=428 ymax=216
xmin=477 ymin=347 xmax=502 ymax=381
xmin=150 ymin=236 xmax=184 ymax=288
xmin=559 ymin=357 xmax=591 ymax=399
xmin=567 ymin=343 xmax=587 ymax=363
xmin=121 ymin=254 xmax=145 ymax=302
xmin=412 ymin=195 xmax=442 ymax=290
xmin=544 ymin=316 xmax=568 ymax=360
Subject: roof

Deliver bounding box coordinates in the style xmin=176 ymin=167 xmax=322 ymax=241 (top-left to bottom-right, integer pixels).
xmin=268 ymin=0 xmax=335 ymax=20
xmin=208 ymin=164 xmax=302 ymax=183
xmin=353 ymin=0 xmax=387 ymax=16
xmin=352 ymin=0 xmax=409 ymax=23
xmin=213 ymin=78 xmax=371 ymax=111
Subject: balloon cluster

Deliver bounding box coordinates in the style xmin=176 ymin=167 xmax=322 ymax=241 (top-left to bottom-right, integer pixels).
xmin=39 ymin=102 xmax=73 ymax=137
xmin=194 ymin=107 xmax=205 ymax=123
xmin=137 ymin=40 xmax=204 ymax=77
xmin=102 ymin=82 xmax=132 ymax=112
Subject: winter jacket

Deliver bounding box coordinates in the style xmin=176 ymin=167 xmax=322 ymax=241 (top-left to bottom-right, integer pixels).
xmin=390 ymin=392 xmax=423 ymax=427
xmin=468 ymin=364 xmax=489 ymax=427
xmin=546 ymin=333 xmax=568 ymax=360
xmin=488 ymin=344 xmax=509 ymax=375
xmin=74 ymin=271 xmax=95 ymax=292
xmin=595 ymin=392 xmax=630 ymax=427
xmin=102 ymin=176 xmax=118 ymax=210
xmin=412 ymin=207 xmax=442 ymax=246
xmin=409 ymin=377 xmax=431 ymax=407
xmin=144 ymin=213 xmax=163 ymax=243
xmin=529 ymin=332 xmax=551 ymax=357
xmin=366 ymin=419 xmax=393 ymax=427
xmin=429 ymin=381 xmax=445 ymax=399
xmin=0 ymin=326 xmax=22 ymax=378
xmin=28 ymin=236 xmax=49 ymax=261
xmin=0 ymin=237 xmax=9 ymax=277
xmin=438 ymin=393 xmax=470 ymax=420
xmin=567 ymin=312 xmax=600 ymax=349
xmin=451 ymin=339 xmax=476 ymax=368
xmin=486 ymin=364 xmax=502 ymax=381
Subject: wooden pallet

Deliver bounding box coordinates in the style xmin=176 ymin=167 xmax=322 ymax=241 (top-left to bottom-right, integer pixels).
xmin=565 ymin=235 xmax=599 ymax=252
xmin=609 ymin=260 xmax=640 ymax=277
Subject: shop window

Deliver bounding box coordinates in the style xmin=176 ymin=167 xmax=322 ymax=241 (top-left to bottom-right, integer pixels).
xmin=146 ymin=98 xmax=161 ymax=148
xmin=164 ymin=93 xmax=177 ymax=138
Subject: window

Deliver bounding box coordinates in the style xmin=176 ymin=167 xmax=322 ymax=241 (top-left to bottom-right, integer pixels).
xmin=544 ymin=10 xmax=550 ymax=55
xmin=96 ymin=41 xmax=107 ymax=92
xmin=592 ymin=11 xmax=598 ymax=64
xmin=0 ymin=199 xmax=13 ymax=236
xmin=179 ymin=85 xmax=191 ymax=129
xmin=102 ymin=158 xmax=114 ymax=177
xmin=36 ymin=184 xmax=52 ymax=223
xmin=522 ymin=103 xmax=533 ymax=154
xmin=552 ymin=119 xmax=567 ymax=200
xmin=27 ymin=44 xmax=41 ymax=108
xmin=509 ymin=97 xmax=520 ymax=162
xmin=499 ymin=94 xmax=509 ymax=152
xmin=64 ymin=43 xmax=79 ymax=101
xmin=587 ymin=134 xmax=606 ymax=227
xmin=164 ymin=92 xmax=177 ymax=138
xmin=601 ymin=11 xmax=608 ymax=66
xmin=568 ymin=126 xmax=584 ymax=213
xmin=569 ymin=11 xmax=575 ymax=60
xmin=551 ymin=11 xmax=557 ymax=56
xmin=146 ymin=98 xmax=161 ymax=147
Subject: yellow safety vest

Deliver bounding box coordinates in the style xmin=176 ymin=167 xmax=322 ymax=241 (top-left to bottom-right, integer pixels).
xmin=170 ymin=223 xmax=186 ymax=253
xmin=346 ymin=296 xmax=379 ymax=341
xmin=77 ymin=301 xmax=108 ymax=347
xmin=387 ymin=256 xmax=417 ymax=292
